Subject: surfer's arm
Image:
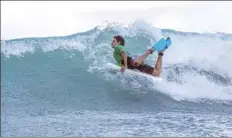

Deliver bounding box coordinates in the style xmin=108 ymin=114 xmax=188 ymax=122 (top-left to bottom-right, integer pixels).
xmin=120 ymin=52 xmax=127 ymax=72
xmin=121 ymin=52 xmax=127 ymax=68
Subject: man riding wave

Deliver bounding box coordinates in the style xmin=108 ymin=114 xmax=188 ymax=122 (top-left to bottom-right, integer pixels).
xmin=111 ymin=35 xmax=172 ymax=77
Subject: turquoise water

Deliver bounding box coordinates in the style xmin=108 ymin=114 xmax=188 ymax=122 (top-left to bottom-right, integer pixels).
xmin=1 ymin=21 xmax=232 ymax=136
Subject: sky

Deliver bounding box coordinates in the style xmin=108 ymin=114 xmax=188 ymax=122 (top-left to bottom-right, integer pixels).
xmin=1 ymin=1 xmax=232 ymax=40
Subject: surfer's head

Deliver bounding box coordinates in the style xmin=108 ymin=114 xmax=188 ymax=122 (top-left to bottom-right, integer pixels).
xmin=111 ymin=35 xmax=125 ymax=47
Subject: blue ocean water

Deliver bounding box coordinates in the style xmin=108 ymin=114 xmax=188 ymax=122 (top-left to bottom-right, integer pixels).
xmin=1 ymin=21 xmax=232 ymax=136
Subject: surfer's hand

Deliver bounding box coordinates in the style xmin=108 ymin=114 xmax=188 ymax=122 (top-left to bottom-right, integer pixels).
xmin=120 ymin=66 xmax=127 ymax=72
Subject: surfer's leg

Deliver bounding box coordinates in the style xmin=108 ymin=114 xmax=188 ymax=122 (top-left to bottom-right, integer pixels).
xmin=151 ymin=52 xmax=163 ymax=76
xmin=133 ymin=48 xmax=155 ymax=66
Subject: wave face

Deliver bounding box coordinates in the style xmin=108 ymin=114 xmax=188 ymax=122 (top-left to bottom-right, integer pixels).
xmin=1 ymin=20 xmax=232 ymax=136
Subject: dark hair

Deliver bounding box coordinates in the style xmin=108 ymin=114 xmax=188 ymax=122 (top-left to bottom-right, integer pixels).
xmin=113 ymin=35 xmax=125 ymax=46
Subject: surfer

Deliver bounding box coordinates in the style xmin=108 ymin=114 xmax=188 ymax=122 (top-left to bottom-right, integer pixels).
xmin=111 ymin=35 xmax=171 ymax=77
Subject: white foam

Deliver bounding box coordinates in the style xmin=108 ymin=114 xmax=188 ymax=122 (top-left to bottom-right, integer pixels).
xmin=41 ymin=39 xmax=87 ymax=53
xmin=1 ymin=40 xmax=35 ymax=58
xmin=156 ymin=75 xmax=232 ymax=102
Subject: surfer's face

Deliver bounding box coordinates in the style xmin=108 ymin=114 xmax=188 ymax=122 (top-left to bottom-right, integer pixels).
xmin=111 ymin=38 xmax=120 ymax=48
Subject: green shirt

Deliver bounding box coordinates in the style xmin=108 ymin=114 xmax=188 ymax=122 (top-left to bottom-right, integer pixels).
xmin=113 ymin=45 xmax=130 ymax=67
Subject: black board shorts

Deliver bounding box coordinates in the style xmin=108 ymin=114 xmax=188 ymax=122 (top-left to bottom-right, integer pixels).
xmin=121 ymin=57 xmax=154 ymax=75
